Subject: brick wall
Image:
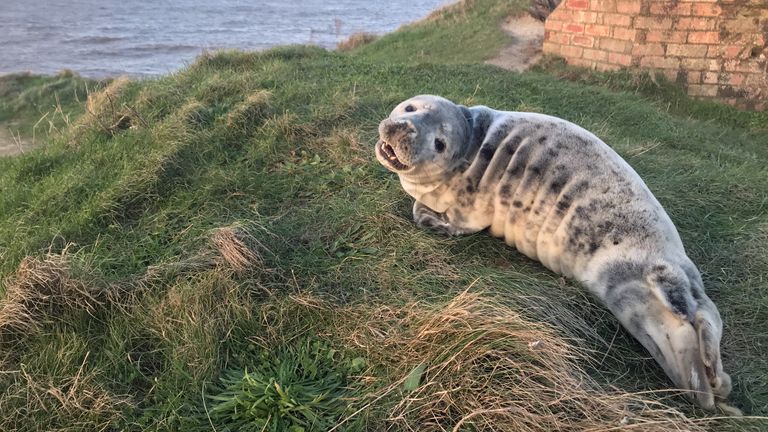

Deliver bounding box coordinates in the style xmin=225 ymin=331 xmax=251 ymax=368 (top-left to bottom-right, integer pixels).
xmin=543 ymin=0 xmax=768 ymax=110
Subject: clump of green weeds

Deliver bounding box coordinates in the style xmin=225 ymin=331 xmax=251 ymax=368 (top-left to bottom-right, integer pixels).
xmin=206 ymin=338 xmax=365 ymax=432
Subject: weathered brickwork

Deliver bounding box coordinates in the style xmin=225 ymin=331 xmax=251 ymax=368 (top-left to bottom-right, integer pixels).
xmin=544 ymin=0 xmax=768 ymax=110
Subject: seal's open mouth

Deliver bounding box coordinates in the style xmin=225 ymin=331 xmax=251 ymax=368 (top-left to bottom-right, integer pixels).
xmin=379 ymin=140 xmax=408 ymax=170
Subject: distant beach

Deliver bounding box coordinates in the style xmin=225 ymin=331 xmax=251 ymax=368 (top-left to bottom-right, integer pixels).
xmin=0 ymin=0 xmax=449 ymax=78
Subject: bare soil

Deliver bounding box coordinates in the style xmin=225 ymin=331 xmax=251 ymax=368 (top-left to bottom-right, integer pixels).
xmin=486 ymin=15 xmax=544 ymax=72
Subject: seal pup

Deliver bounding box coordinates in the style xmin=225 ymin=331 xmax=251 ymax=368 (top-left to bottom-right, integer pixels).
xmin=375 ymin=94 xmax=733 ymax=410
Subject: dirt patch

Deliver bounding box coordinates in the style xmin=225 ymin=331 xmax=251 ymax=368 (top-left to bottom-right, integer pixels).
xmin=486 ymin=15 xmax=544 ymax=72
xmin=0 ymin=122 xmax=35 ymax=156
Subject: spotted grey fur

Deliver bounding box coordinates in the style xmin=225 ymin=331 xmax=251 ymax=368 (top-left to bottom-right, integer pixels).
xmin=375 ymin=95 xmax=733 ymax=411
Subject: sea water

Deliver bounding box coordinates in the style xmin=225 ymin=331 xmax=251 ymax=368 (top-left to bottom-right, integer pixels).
xmin=0 ymin=0 xmax=449 ymax=77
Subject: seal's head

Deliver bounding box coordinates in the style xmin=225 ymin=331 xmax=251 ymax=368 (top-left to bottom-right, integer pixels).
xmin=376 ymin=95 xmax=471 ymax=179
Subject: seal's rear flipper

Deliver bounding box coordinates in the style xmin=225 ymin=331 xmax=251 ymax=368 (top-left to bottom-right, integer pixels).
xmin=611 ymin=292 xmax=716 ymax=409
xmin=680 ymin=264 xmax=733 ymax=401
xmin=695 ymin=303 xmax=732 ymax=400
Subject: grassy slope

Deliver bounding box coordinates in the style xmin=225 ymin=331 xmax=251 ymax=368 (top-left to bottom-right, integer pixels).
xmin=0 ymin=71 xmax=99 ymax=147
xmin=354 ymin=0 xmax=526 ymax=64
xmin=1 ymin=0 xmax=768 ymax=430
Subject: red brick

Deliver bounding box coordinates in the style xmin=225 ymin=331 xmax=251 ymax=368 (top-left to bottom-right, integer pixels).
xmin=667 ymin=44 xmax=709 ymax=57
xmin=564 ymin=23 xmax=585 ymax=33
xmin=633 ymin=43 xmax=665 ymax=56
xmin=675 ymin=2 xmax=693 ymax=15
xmin=612 ymin=27 xmax=637 ymax=40
xmin=687 ymin=85 xmax=718 ymax=97
xmin=649 ymin=1 xmax=691 ymax=16
xmin=566 ymin=0 xmax=590 ymax=10
xmin=561 ymin=45 xmax=585 ymax=58
xmin=557 ymin=33 xmax=572 ymax=45
xmin=706 ymin=45 xmax=720 ymax=58
xmin=723 ymin=60 xmax=740 ymax=72
xmin=542 ymin=42 xmax=561 ymax=55
xmin=688 ymin=31 xmax=719 ymax=44
xmin=608 ymin=52 xmax=633 ymax=66
xmin=576 ymin=11 xmax=599 ymax=23
xmin=616 ymin=0 xmax=641 ymax=14
xmin=640 ymin=56 xmax=680 ymax=69
xmin=726 ymin=32 xmax=766 ymax=49
xmin=701 ymin=72 xmax=719 ymax=84
xmin=724 ymin=60 xmax=765 ymax=74
xmin=585 ymin=24 xmax=611 ymax=37
xmin=599 ymin=38 xmax=632 ymax=53
xmin=646 ymin=30 xmax=688 ymax=43
xmin=722 ymin=45 xmax=743 ymax=59
xmin=687 ymin=71 xmax=701 ymax=84
xmin=583 ymin=48 xmax=609 ymax=61
xmin=675 ymin=17 xmax=717 ymax=30
xmin=545 ymin=19 xmax=565 ymax=32
xmin=590 ymin=0 xmax=616 ymax=11
xmin=661 ymin=69 xmax=680 ymax=82
xmin=634 ymin=16 xmax=674 ymax=29
xmin=649 ymin=2 xmax=666 ymax=15
xmin=550 ymin=8 xmax=574 ymax=21
xmin=682 ymin=58 xmax=720 ymax=71
xmin=691 ymin=3 xmax=722 ymax=16
xmin=569 ymin=58 xmax=595 ymax=68
xmin=745 ymin=73 xmax=766 ymax=86
xmin=546 ymin=31 xmax=571 ymax=44
xmin=572 ymin=35 xmax=596 ymax=47
xmin=726 ymin=73 xmax=746 ymax=86
xmin=603 ymin=13 xmax=632 ymax=26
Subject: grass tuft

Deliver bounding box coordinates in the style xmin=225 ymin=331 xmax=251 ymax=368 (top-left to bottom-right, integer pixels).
xmin=0 ymin=247 xmax=113 ymax=340
xmin=206 ymin=338 xmax=363 ymax=432
xmin=224 ymin=90 xmax=272 ymax=129
xmin=210 ymin=223 xmax=269 ymax=274
xmin=76 ymin=76 xmax=136 ymax=139
xmin=342 ymin=290 xmax=709 ymax=432
xmin=0 ymin=354 xmax=132 ymax=432
xmin=337 ymin=32 xmax=379 ymax=51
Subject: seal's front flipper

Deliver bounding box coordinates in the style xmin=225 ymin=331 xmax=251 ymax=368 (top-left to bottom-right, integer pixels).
xmin=413 ymin=200 xmax=452 ymax=235
xmin=412 ymin=201 xmax=479 ymax=236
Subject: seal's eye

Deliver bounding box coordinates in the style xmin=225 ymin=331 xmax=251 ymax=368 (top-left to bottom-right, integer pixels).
xmin=434 ymin=138 xmax=446 ymax=153
xmin=404 ymin=105 xmax=415 ymax=112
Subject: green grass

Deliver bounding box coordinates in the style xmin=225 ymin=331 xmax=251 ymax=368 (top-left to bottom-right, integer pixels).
xmin=206 ymin=338 xmax=365 ymax=432
xmin=0 ymin=70 xmax=101 ymax=145
xmin=1 ymin=1 xmax=768 ymax=430
xmin=352 ymin=0 xmax=526 ymax=64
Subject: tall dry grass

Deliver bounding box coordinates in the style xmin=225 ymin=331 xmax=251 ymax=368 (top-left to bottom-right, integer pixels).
xmin=0 ymin=247 xmax=116 ymax=340
xmin=258 ymin=290 xmax=714 ymax=431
